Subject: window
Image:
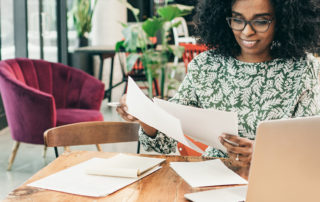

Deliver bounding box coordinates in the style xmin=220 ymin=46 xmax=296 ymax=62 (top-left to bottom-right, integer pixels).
xmin=0 ymin=0 xmax=15 ymax=59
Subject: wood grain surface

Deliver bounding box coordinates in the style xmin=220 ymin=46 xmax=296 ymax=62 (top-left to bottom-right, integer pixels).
xmin=4 ymin=151 xmax=240 ymax=202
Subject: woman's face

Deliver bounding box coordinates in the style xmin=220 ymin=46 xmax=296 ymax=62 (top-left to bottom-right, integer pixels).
xmin=231 ymin=0 xmax=275 ymax=62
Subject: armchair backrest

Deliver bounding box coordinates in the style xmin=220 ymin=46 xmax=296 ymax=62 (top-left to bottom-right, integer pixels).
xmin=0 ymin=58 xmax=104 ymax=109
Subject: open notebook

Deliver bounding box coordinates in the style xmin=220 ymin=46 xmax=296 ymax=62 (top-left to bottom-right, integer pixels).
xmin=86 ymin=154 xmax=166 ymax=178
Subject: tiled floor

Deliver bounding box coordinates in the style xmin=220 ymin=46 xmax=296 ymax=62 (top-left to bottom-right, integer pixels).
xmin=0 ymin=81 xmax=157 ymax=200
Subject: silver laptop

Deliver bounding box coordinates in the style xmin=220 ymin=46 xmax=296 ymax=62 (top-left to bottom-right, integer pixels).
xmin=185 ymin=116 xmax=320 ymax=202
xmin=247 ymin=116 xmax=320 ymax=202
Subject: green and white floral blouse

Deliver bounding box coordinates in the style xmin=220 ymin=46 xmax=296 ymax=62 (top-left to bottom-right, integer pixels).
xmin=139 ymin=50 xmax=320 ymax=158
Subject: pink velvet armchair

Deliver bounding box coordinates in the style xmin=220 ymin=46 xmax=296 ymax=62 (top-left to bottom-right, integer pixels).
xmin=0 ymin=58 xmax=105 ymax=170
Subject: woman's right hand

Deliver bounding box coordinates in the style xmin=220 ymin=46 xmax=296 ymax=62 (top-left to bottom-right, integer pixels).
xmin=116 ymin=94 xmax=138 ymax=122
xmin=116 ymin=94 xmax=158 ymax=137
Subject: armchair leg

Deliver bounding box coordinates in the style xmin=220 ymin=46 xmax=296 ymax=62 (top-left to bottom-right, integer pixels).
xmin=7 ymin=141 xmax=20 ymax=171
xmin=43 ymin=145 xmax=47 ymax=158
xmin=96 ymin=144 xmax=102 ymax=152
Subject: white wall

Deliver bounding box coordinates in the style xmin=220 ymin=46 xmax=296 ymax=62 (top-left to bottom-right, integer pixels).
xmin=91 ymin=0 xmax=127 ymax=46
xmin=91 ymin=0 xmax=127 ymax=95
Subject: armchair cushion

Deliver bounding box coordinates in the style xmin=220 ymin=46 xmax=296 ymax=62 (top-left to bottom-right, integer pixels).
xmin=56 ymin=109 xmax=103 ymax=126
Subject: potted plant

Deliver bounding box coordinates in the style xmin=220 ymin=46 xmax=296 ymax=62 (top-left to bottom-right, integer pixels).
xmin=72 ymin=0 xmax=97 ymax=47
xmin=116 ymin=0 xmax=193 ymax=98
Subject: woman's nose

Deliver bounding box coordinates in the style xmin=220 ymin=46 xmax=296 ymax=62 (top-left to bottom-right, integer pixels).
xmin=242 ymin=23 xmax=256 ymax=36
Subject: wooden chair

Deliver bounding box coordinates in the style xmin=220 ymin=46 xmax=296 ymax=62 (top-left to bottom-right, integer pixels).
xmin=44 ymin=121 xmax=140 ymax=157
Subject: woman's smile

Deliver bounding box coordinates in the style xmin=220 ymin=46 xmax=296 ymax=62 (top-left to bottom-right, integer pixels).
xmin=240 ymin=39 xmax=259 ymax=48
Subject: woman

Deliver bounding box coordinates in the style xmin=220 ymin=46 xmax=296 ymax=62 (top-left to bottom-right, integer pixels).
xmin=117 ymin=0 xmax=320 ymax=179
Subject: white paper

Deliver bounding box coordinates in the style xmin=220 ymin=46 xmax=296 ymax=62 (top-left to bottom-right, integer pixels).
xmin=170 ymin=159 xmax=247 ymax=187
xmin=184 ymin=186 xmax=247 ymax=202
xmin=86 ymin=153 xmax=165 ymax=178
xmin=28 ymin=157 xmax=161 ymax=197
xmin=154 ymin=98 xmax=238 ymax=152
xmin=126 ymin=77 xmax=203 ymax=153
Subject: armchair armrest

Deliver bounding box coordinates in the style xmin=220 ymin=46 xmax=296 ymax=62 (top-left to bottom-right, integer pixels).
xmin=0 ymin=75 xmax=56 ymax=144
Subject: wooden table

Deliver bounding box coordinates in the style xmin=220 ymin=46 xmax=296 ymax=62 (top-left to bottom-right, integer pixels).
xmin=4 ymin=151 xmax=238 ymax=202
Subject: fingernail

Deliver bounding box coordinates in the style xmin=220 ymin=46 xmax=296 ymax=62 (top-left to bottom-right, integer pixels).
xmin=221 ymin=134 xmax=226 ymax=138
xmin=128 ymin=115 xmax=133 ymax=119
xmin=218 ymin=136 xmax=222 ymax=141
xmin=124 ymin=107 xmax=128 ymax=111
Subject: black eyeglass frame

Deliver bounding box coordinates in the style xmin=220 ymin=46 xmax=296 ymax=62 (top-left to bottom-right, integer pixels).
xmin=226 ymin=17 xmax=274 ymax=33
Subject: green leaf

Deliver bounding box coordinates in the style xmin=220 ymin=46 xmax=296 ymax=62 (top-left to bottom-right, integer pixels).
xmin=171 ymin=21 xmax=182 ymax=28
xmin=126 ymin=53 xmax=140 ymax=72
xmin=115 ymin=40 xmax=125 ymax=52
xmin=142 ymin=17 xmax=164 ymax=37
xmin=169 ymin=45 xmax=185 ymax=58
xmin=157 ymin=5 xmax=193 ymax=22
xmin=122 ymin=26 xmax=139 ymax=52
xmin=119 ymin=22 xmax=128 ymax=28
xmin=157 ymin=6 xmax=181 ymax=21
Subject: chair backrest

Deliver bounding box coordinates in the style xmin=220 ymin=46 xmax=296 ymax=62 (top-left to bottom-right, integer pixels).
xmin=44 ymin=121 xmax=140 ymax=147
xmin=172 ymin=17 xmax=196 ymax=46
xmin=180 ymin=43 xmax=208 ymax=72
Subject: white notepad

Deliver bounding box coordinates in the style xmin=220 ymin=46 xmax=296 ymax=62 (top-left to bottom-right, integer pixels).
xmin=170 ymin=159 xmax=248 ymax=187
xmin=28 ymin=155 xmax=165 ymax=197
xmin=86 ymin=153 xmax=166 ymax=178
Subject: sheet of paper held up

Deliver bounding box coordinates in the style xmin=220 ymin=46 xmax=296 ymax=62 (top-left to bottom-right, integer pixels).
xmin=184 ymin=186 xmax=247 ymax=202
xmin=154 ymin=98 xmax=238 ymax=152
xmin=28 ymin=157 xmax=161 ymax=197
xmin=170 ymin=159 xmax=248 ymax=187
xmin=86 ymin=153 xmax=165 ymax=178
xmin=126 ymin=77 xmax=203 ymax=153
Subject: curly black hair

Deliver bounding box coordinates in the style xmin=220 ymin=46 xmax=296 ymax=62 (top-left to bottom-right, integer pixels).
xmin=193 ymin=0 xmax=320 ymax=59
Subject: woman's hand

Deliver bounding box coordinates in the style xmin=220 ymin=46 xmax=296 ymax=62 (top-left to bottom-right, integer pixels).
xmin=116 ymin=94 xmax=138 ymax=122
xmin=116 ymin=94 xmax=157 ymax=137
xmin=219 ymin=133 xmax=254 ymax=180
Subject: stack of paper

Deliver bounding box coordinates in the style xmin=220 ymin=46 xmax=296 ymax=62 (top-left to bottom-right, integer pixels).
xmin=86 ymin=153 xmax=165 ymax=178
xmin=184 ymin=186 xmax=247 ymax=202
xmin=154 ymin=98 xmax=238 ymax=152
xmin=28 ymin=154 xmax=165 ymax=197
xmin=170 ymin=159 xmax=247 ymax=187
xmin=125 ymin=76 xmax=238 ymax=153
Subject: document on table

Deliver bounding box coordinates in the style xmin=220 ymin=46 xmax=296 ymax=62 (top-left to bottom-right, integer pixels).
xmin=154 ymin=98 xmax=238 ymax=152
xmin=170 ymin=159 xmax=248 ymax=187
xmin=86 ymin=153 xmax=165 ymax=178
xmin=126 ymin=77 xmax=203 ymax=153
xmin=28 ymin=155 xmax=163 ymax=197
xmin=184 ymin=186 xmax=247 ymax=202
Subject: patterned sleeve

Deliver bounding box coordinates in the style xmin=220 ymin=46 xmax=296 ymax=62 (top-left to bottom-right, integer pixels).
xmin=139 ymin=57 xmax=200 ymax=154
xmin=293 ymin=56 xmax=320 ymax=117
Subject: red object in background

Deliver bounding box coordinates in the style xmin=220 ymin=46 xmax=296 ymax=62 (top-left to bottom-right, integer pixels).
xmin=177 ymin=135 xmax=209 ymax=156
xmin=179 ymin=43 xmax=208 ymax=73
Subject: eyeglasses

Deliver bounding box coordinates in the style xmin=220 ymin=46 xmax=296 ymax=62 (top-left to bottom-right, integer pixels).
xmin=226 ymin=17 xmax=273 ymax=33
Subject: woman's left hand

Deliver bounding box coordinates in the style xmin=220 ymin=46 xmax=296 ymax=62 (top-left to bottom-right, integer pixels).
xmin=219 ymin=133 xmax=254 ymax=179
